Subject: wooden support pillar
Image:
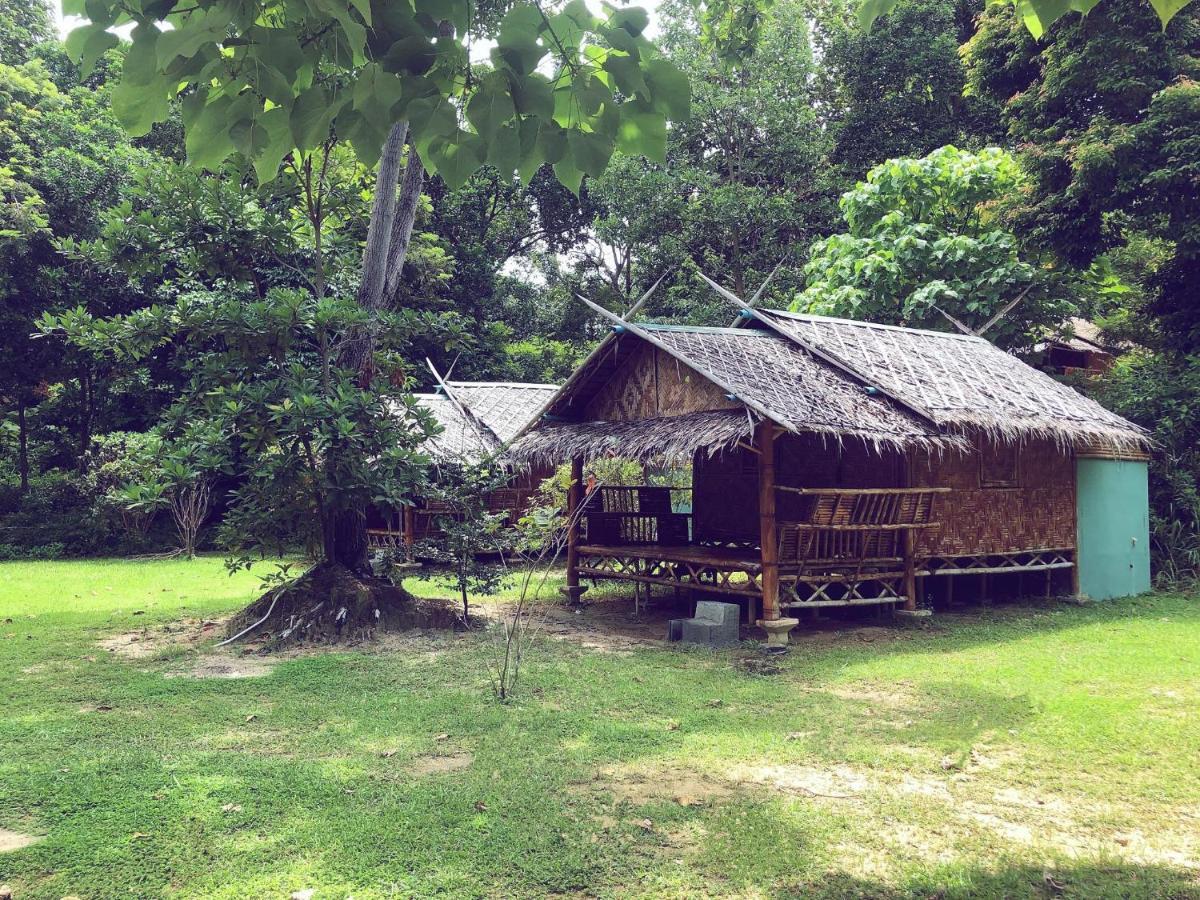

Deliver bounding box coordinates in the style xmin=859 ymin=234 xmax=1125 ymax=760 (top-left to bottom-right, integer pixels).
xmin=402 ymin=504 xmax=415 ymax=550
xmin=562 ymin=456 xmax=587 ymax=604
xmin=757 ymin=420 xmax=780 ymax=622
xmin=902 ymin=528 xmax=917 ymax=612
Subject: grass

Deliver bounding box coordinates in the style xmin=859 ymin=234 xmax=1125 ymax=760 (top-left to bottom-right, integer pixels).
xmin=1 ymin=556 xmax=1199 ymax=898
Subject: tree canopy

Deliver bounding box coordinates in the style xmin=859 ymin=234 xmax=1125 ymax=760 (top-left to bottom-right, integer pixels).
xmin=65 ymin=0 xmax=689 ymax=192
xmin=793 ymin=146 xmax=1079 ymax=349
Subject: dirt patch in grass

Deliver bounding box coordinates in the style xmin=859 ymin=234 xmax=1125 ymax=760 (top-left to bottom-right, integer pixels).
xmin=409 ymin=751 xmax=474 ymax=776
xmin=727 ymin=763 xmax=871 ymax=799
xmin=0 ymin=828 xmax=41 ymax=853
xmin=166 ymin=653 xmax=277 ymax=679
xmin=577 ymin=762 xmax=736 ymax=808
xmin=97 ymin=617 xmax=226 ymax=659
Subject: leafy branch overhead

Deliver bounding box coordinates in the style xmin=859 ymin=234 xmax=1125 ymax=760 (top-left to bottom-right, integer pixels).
xmin=859 ymin=0 xmax=1194 ymax=37
xmin=64 ymin=0 xmax=690 ymax=192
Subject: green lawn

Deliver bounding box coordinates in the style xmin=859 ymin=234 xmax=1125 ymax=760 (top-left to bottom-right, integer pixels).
xmin=1 ymin=557 xmax=1199 ymax=899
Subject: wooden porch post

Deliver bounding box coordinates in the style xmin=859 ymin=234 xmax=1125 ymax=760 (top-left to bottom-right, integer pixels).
xmin=562 ymin=455 xmax=587 ymax=604
xmin=902 ymin=529 xmax=917 ymax=611
xmin=402 ymin=504 xmax=415 ymax=551
xmin=757 ymin=420 xmax=780 ymax=622
xmin=755 ymin=421 xmax=797 ymax=646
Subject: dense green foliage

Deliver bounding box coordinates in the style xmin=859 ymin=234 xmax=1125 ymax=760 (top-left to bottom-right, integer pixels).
xmin=2 ymin=0 xmax=1197 ymax=578
xmin=794 ymin=146 xmax=1079 ymax=349
xmin=965 ymin=0 xmax=1200 ymax=578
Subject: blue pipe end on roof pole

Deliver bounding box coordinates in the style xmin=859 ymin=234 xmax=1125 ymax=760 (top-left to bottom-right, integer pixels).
xmin=725 ymin=393 xmax=738 ymax=402
xmin=612 ymin=324 xmax=627 ymax=334
xmin=864 ymin=386 xmax=879 ymax=395
xmin=739 ymin=308 xmax=754 ymax=319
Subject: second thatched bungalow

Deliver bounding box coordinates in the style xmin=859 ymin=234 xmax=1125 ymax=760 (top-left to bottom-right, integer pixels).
xmin=367 ymin=380 xmax=558 ymax=549
xmin=510 ymin=299 xmax=1151 ymax=644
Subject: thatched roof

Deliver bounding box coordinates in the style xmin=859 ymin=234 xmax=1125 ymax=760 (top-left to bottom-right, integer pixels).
xmin=509 ymin=304 xmax=1148 ymax=465
xmin=514 ymin=409 xmax=756 ymax=466
xmin=644 ymin=326 xmax=950 ymax=451
xmin=441 ymin=382 xmax=559 ymax=443
xmin=755 ymin=310 xmax=1147 ymax=451
xmin=415 ymin=381 xmax=558 ymax=462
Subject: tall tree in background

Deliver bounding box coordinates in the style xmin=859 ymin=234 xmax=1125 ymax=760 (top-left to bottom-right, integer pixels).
xmin=815 ymin=0 xmax=1003 ymax=189
xmin=964 ymin=0 xmax=1199 ymax=352
xmin=55 ymin=0 xmax=688 ymax=627
xmin=575 ymin=0 xmax=835 ymax=322
xmin=0 ymin=0 xmax=53 ymax=65
xmin=794 ymin=146 xmax=1081 ymax=350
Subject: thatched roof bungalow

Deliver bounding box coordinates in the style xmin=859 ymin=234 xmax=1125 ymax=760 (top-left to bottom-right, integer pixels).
xmin=511 ymin=300 xmax=1150 ymax=642
xmin=368 ymin=381 xmax=557 ymax=548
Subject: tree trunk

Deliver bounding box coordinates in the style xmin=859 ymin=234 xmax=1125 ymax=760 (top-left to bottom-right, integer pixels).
xmin=78 ymin=365 xmax=93 ymax=472
xmin=384 ymin=148 xmax=425 ymax=304
xmin=16 ymin=399 xmax=29 ymax=494
xmin=327 ymin=121 xmax=423 ymax=574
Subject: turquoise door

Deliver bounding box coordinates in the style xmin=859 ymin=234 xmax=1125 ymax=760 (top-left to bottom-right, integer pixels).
xmin=1075 ymin=457 xmax=1151 ymax=600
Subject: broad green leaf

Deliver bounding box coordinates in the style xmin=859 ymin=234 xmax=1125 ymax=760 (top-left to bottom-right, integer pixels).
xmin=247 ymin=27 xmax=309 ymax=83
xmin=315 ymin=0 xmax=368 ymax=63
xmin=290 ymin=85 xmax=344 ymax=149
xmin=567 ymin=128 xmax=613 ymax=177
xmin=643 ymin=59 xmax=690 ymax=120
xmin=487 ymin=121 xmax=522 ymax=176
xmin=466 ymin=76 xmax=516 ymax=142
xmin=380 ymin=35 xmax=438 ymax=75
xmin=602 ymin=52 xmax=647 ymax=98
xmin=605 ymin=4 xmax=650 ymax=36
xmin=1146 ymin=0 xmax=1192 ymax=25
xmin=252 ymin=107 xmax=294 ymax=183
xmin=553 ymin=157 xmax=584 ymax=195
xmin=112 ymin=74 xmax=170 ymax=135
xmin=407 ymin=95 xmax=458 ymax=152
xmin=427 ymin=133 xmax=485 ymax=189
xmin=616 ymin=104 xmax=666 ymax=163
xmin=509 ymin=72 xmax=554 ymax=118
xmin=65 ymin=24 xmax=119 ymax=76
xmin=353 ymin=63 xmax=405 ymax=123
xmin=536 ymin=119 xmax=567 ymax=164
xmin=516 ymin=117 xmax=544 ymax=184
xmin=184 ymin=95 xmax=235 ymax=169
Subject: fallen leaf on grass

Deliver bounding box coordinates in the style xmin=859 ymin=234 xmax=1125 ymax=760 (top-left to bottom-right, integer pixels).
xmin=380 ymin=749 xmax=398 ymax=758
xmin=130 ymin=832 xmax=151 ymax=840
xmin=244 ymin=714 xmax=257 ymax=723
xmin=94 ymin=705 xmax=113 ymax=712
xmin=665 ymin=722 xmax=680 ymax=732
xmin=940 ymin=755 xmax=961 ymax=771
xmin=220 ymin=803 xmax=242 ymax=813
xmin=290 ymin=891 xmax=315 ymax=900
xmin=1043 ymin=871 xmax=1066 ymax=894
xmin=637 ymin=818 xmax=654 ymax=832
xmin=474 ymin=801 xmax=488 ymax=812
xmin=434 ymin=732 xmax=449 ymax=741
xmin=706 ymin=699 xmax=724 ymax=707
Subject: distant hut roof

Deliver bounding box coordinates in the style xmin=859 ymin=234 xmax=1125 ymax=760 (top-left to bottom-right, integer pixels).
xmin=414 ymin=381 xmax=558 ymax=462
xmin=441 ymin=382 xmax=559 ymax=444
xmin=511 ymin=306 xmax=1148 ymax=464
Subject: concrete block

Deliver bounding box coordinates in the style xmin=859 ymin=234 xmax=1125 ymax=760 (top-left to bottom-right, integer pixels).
xmin=677 ymin=601 xmax=740 ymax=648
xmin=666 ymin=618 xmax=686 ymax=641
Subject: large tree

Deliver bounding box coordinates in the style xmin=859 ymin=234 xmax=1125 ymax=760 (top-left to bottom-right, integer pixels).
xmin=813 ymin=0 xmax=1003 ymax=189
xmin=56 ymin=0 xmax=689 ymax=630
xmin=793 ymin=146 xmax=1081 ymax=350
xmin=964 ymin=0 xmax=1199 ymax=352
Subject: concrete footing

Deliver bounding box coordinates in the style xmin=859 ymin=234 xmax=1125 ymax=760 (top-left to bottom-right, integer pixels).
xmin=894 ymin=608 xmax=933 ymax=627
xmin=757 ymin=617 xmax=799 ymax=647
xmin=559 ymin=585 xmax=589 ymax=605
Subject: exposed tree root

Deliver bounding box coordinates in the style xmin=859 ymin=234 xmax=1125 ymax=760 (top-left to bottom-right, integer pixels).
xmin=224 ymin=563 xmax=459 ymax=647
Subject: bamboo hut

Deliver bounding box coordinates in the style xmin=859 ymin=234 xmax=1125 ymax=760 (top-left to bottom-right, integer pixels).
xmin=367 ymin=380 xmax=558 ymax=549
xmin=510 ymin=290 xmax=1151 ymax=644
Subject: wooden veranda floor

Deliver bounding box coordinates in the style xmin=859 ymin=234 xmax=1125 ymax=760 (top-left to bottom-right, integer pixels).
xmin=576 ymin=543 xmax=764 ymax=598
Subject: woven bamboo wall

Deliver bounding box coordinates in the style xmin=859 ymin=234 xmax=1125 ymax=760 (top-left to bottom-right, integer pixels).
xmin=910 ymin=438 xmax=1075 ymax=556
xmin=584 ymin=344 xmax=738 ymax=422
